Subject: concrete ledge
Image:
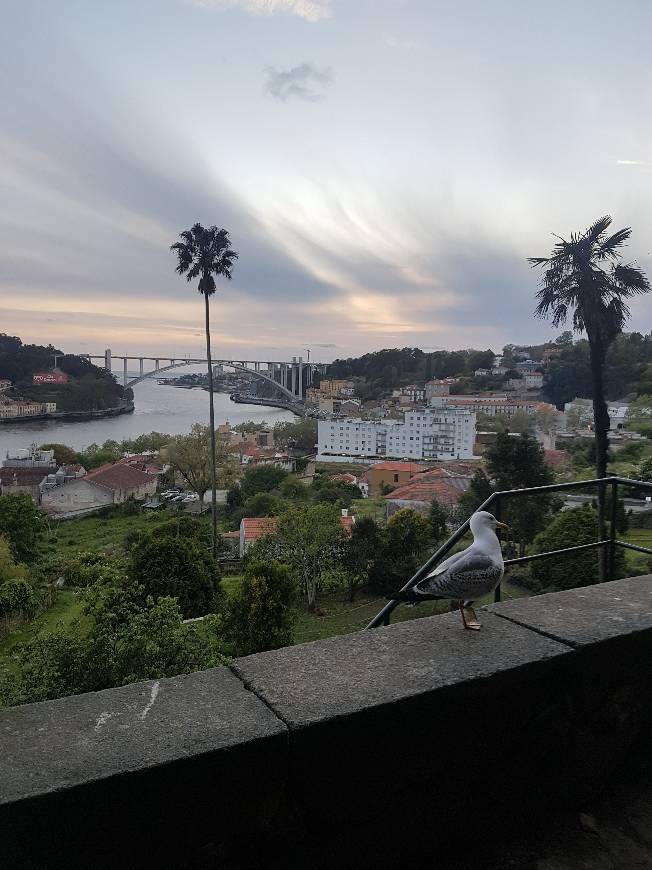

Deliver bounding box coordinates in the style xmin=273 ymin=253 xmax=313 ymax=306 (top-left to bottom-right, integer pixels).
xmin=1 ymin=669 xmax=287 ymax=868
xmin=1 ymin=578 xmax=651 ymax=868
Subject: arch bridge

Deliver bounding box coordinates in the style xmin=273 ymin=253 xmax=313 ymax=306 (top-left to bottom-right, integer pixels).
xmin=81 ymin=349 xmax=329 ymax=402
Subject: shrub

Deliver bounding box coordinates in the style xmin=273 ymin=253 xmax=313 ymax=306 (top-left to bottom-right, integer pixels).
xmin=221 ymin=560 xmax=297 ymax=656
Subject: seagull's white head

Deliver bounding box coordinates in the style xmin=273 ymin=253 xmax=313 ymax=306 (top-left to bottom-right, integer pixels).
xmin=470 ymin=510 xmax=508 ymax=537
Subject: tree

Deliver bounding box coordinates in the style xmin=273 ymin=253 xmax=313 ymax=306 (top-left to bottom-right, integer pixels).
xmin=0 ymin=494 xmax=44 ymax=563
xmin=530 ymin=216 xmax=650 ymax=579
xmin=0 ymin=575 xmax=226 ymax=708
xmin=272 ymin=418 xmax=318 ymax=452
xmin=457 ymin=469 xmax=493 ymax=520
xmin=240 ymin=465 xmax=288 ymax=500
xmin=38 ymin=443 xmax=78 ymax=466
xmin=0 ymin=535 xmax=28 ymax=583
xmin=342 ymin=517 xmax=384 ymax=601
xmin=531 ymin=505 xmax=624 ymax=591
xmin=128 ymin=533 xmax=220 ymax=619
xmin=369 ymin=509 xmax=430 ymax=594
xmin=485 ymin=432 xmax=554 ymax=555
xmin=221 ymin=560 xmax=297 ymax=655
xmin=428 ymin=499 xmax=448 ymax=545
xmin=271 ymin=505 xmax=346 ymax=610
xmin=244 ymin=492 xmax=285 ymax=517
xmin=171 ymin=224 xmax=239 ymax=557
xmin=167 ymin=424 xmax=234 ymax=506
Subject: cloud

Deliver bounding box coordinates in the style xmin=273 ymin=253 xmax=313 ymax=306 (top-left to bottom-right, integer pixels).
xmin=384 ymin=35 xmax=416 ymax=51
xmin=264 ymin=62 xmax=333 ymax=101
xmin=616 ymin=159 xmax=650 ymax=166
xmin=190 ymin=0 xmax=332 ymax=21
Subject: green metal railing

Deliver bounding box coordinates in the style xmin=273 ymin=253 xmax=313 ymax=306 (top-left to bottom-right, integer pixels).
xmin=367 ymin=476 xmax=652 ymax=629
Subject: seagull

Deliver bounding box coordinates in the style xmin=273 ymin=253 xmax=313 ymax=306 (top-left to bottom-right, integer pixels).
xmin=387 ymin=511 xmax=507 ymax=631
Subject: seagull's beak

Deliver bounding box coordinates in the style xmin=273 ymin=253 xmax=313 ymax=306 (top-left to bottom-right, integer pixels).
xmin=495 ymin=521 xmax=509 ymax=530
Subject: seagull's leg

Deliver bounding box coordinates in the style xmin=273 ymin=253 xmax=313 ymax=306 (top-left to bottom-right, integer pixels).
xmin=461 ymin=600 xmax=481 ymax=631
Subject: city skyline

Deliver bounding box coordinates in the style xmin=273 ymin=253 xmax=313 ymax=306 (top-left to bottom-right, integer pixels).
xmin=2 ymin=0 xmax=652 ymax=360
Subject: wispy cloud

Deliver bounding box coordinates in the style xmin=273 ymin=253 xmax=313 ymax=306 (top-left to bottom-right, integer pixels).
xmin=264 ymin=62 xmax=333 ymax=101
xmin=616 ymin=159 xmax=650 ymax=166
xmin=190 ymin=0 xmax=332 ymax=21
xmin=384 ymin=35 xmax=416 ymax=51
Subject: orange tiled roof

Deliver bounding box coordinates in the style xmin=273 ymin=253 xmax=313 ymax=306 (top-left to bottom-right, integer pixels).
xmin=369 ymin=461 xmax=427 ymax=474
xmin=241 ymin=515 xmax=354 ymax=540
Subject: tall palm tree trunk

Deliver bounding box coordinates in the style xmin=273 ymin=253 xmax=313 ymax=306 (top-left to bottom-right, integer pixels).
xmin=204 ymin=291 xmax=218 ymax=559
xmin=589 ymin=340 xmax=610 ymax=582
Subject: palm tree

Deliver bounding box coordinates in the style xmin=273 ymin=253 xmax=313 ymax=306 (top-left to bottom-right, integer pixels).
xmin=171 ymin=224 xmax=238 ymax=558
xmin=529 ymin=215 xmax=649 ymax=578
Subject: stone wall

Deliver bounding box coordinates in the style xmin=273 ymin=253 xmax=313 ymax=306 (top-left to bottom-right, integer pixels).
xmin=1 ymin=577 xmax=651 ymax=869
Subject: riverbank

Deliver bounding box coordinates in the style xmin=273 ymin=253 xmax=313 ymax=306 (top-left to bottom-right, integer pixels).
xmin=0 ymin=402 xmax=134 ymax=425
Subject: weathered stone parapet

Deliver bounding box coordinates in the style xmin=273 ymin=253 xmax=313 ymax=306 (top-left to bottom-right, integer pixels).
xmin=1 ymin=577 xmax=651 ymax=868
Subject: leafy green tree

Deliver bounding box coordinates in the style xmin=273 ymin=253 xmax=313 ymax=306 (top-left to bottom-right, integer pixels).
xmin=342 ymin=517 xmax=384 ymax=601
xmin=638 ymin=456 xmax=652 ymax=483
xmin=244 ymin=492 xmax=285 ymax=517
xmin=428 ymin=499 xmax=448 ymax=545
xmin=279 ymin=476 xmax=309 ymax=501
xmin=485 ymin=432 xmax=553 ymax=555
xmin=530 ymin=216 xmax=650 ymax=580
xmin=0 ymin=576 xmax=226 ymax=708
xmin=272 ymin=418 xmax=318 ymax=452
xmin=171 ymin=223 xmax=239 ymax=557
xmin=531 ymin=505 xmax=624 ymax=591
xmin=369 ymin=508 xmax=430 ymax=594
xmin=128 ymin=534 xmax=220 ymax=618
xmin=269 ymin=504 xmax=346 ymax=610
xmin=240 ymin=465 xmax=289 ymax=500
xmin=0 ymin=494 xmax=44 ymax=563
xmin=457 ymin=469 xmax=493 ymax=520
xmin=38 ymin=443 xmax=78 ymax=466
xmin=221 ymin=560 xmax=297 ymax=656
xmin=168 ymin=424 xmax=234 ymax=507
xmin=0 ymin=535 xmax=28 ymax=583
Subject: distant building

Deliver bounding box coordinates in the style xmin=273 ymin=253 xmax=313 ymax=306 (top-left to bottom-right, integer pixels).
xmin=515 ymin=360 xmax=541 ymax=375
xmin=317 ymin=379 xmax=355 ymax=399
xmin=85 ymin=463 xmax=158 ymax=503
xmin=0 ymin=400 xmax=56 ymax=417
xmin=32 ymin=372 xmax=69 ymax=385
xmin=431 ymin=395 xmax=556 ymax=419
xmin=564 ymin=398 xmax=629 ymax=431
xmin=0 ymin=379 xmax=11 ymax=392
xmin=425 ymin=379 xmax=454 ymax=400
xmin=384 ymin=466 xmax=475 ymax=519
xmin=392 ymin=385 xmax=426 ymax=404
xmin=40 ymin=476 xmax=114 ymax=516
xmin=507 ymin=373 xmax=543 ymax=390
xmin=365 ymin=461 xmax=426 ymax=497
xmin=3 ymin=446 xmax=56 ymax=468
xmin=0 ymin=467 xmax=48 ymax=502
xmin=318 ymin=406 xmax=476 ymax=462
xmin=474 ymin=368 xmax=491 ymax=377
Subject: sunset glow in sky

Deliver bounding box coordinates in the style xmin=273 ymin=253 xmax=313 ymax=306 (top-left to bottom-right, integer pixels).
xmin=2 ymin=0 xmax=651 ymax=361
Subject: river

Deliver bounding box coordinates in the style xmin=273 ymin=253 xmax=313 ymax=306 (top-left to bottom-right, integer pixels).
xmin=0 ymin=375 xmax=297 ymax=453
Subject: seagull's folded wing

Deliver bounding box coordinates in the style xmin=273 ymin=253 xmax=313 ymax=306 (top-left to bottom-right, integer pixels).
xmin=417 ymin=551 xmax=502 ymax=599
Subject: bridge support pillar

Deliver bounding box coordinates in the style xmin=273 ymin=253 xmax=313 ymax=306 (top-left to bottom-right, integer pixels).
xmin=139 ymin=359 xmax=144 ymax=376
xmin=298 ymin=356 xmax=303 ymax=398
xmin=123 ymin=358 xmax=128 ymax=387
xmin=155 ymin=359 xmax=159 ymax=370
xmin=291 ymin=364 xmax=297 ymax=396
xmin=104 ymin=348 xmax=112 ymax=372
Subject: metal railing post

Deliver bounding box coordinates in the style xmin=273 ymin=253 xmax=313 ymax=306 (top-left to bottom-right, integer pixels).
xmin=494 ymin=495 xmax=502 ymax=603
xmin=609 ymin=478 xmax=618 ymax=581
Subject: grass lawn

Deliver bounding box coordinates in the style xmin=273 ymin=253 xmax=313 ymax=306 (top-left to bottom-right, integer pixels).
xmin=0 ymin=589 xmax=87 ymax=677
xmin=220 ymin=573 xmax=528 ymax=646
xmin=351 ymin=497 xmax=386 ymax=524
xmin=44 ymin=509 xmax=205 ymax=557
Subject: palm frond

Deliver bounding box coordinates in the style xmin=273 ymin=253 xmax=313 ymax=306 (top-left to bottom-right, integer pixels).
xmin=585 ymin=215 xmax=612 ymax=244
xmin=613 ymin=262 xmax=651 ymax=295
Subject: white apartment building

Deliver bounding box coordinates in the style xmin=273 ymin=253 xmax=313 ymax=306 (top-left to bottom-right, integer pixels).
xmin=318 ymin=407 xmax=476 ymax=461
xmin=430 ymin=395 xmax=555 ymax=418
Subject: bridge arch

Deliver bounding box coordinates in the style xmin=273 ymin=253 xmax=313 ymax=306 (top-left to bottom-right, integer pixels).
xmin=127 ymin=359 xmax=302 ymax=402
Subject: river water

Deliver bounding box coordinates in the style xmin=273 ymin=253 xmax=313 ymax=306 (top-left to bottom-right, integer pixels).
xmin=0 ymin=375 xmax=296 ymax=453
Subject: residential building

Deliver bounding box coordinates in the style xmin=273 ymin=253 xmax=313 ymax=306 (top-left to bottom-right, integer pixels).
xmin=507 ymin=373 xmax=544 ymax=390
xmin=317 ymin=379 xmax=355 ymax=399
xmin=0 ymin=379 xmax=11 ymax=392
xmin=431 ymin=395 xmax=556 ymax=419
xmin=3 ymin=446 xmax=56 ymax=468
xmin=515 ymin=360 xmax=542 ymax=375
xmin=474 ymin=368 xmax=491 ymax=377
xmin=85 ymin=463 xmax=158 ymax=503
xmin=40 ymin=476 xmax=114 ymax=516
xmin=564 ymin=398 xmax=629 ymax=431
xmin=32 ymin=372 xmax=69 ymax=385
xmin=0 ymin=400 xmax=56 ymax=417
xmin=318 ymin=406 xmax=476 ymax=462
xmin=384 ymin=467 xmax=475 ymax=519
xmin=337 ymin=399 xmax=362 ymax=416
xmin=0 ymin=467 xmax=48 ymax=502
xmin=392 ymin=385 xmax=426 ymax=404
xmin=365 ymin=461 xmax=426 ymax=497
xmin=425 ymin=379 xmax=455 ymax=400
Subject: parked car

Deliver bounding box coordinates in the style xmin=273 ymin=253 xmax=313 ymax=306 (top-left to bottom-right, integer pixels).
xmin=182 ymin=494 xmax=199 ymax=503
xmin=170 ymin=494 xmax=186 ymax=503
xmin=161 ymin=490 xmax=181 ymax=499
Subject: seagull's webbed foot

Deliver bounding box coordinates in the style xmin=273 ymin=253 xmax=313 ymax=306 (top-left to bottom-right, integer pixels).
xmin=460 ymin=602 xmax=481 ymax=631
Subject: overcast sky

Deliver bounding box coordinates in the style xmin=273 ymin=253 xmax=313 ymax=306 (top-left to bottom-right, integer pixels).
xmin=1 ymin=0 xmax=651 ymax=362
